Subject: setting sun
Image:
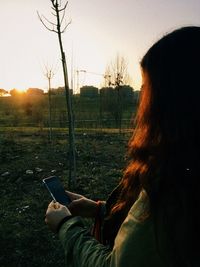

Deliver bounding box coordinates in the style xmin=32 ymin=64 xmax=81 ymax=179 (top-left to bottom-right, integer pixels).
xmin=16 ymin=88 xmax=27 ymax=93
xmin=8 ymin=88 xmax=27 ymax=96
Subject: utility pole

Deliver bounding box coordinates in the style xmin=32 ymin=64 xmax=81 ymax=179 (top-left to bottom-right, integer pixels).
xmin=76 ymin=70 xmax=86 ymax=93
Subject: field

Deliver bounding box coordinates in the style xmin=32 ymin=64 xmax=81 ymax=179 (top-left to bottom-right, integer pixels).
xmin=0 ymin=93 xmax=137 ymax=130
xmin=0 ymin=126 xmax=131 ymax=267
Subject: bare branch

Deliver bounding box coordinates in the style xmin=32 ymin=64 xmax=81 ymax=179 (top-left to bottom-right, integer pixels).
xmin=51 ymin=11 xmax=57 ymax=17
xmin=42 ymin=14 xmax=57 ymax=27
xmin=51 ymin=0 xmax=56 ymax=7
xmin=58 ymin=1 xmax=68 ymax=12
xmin=61 ymin=19 xmax=71 ymax=33
xmin=51 ymin=0 xmax=58 ymax=10
xmin=37 ymin=11 xmax=58 ymax=33
xmin=60 ymin=8 xmax=66 ymax=25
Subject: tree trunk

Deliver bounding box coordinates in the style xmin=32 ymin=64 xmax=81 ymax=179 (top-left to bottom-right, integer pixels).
xmin=48 ymin=77 xmax=53 ymax=143
xmin=38 ymin=0 xmax=77 ymax=186
xmin=55 ymin=4 xmax=76 ymax=186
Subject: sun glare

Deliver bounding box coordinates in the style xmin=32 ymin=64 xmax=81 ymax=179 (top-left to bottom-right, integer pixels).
xmin=16 ymin=88 xmax=26 ymax=93
xmin=8 ymin=88 xmax=27 ymax=96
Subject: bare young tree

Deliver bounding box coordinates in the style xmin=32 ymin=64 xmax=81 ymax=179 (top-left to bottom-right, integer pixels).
xmin=44 ymin=65 xmax=55 ymax=143
xmin=38 ymin=0 xmax=76 ymax=186
xmin=104 ymin=55 xmax=131 ymax=133
xmin=105 ymin=54 xmax=131 ymax=87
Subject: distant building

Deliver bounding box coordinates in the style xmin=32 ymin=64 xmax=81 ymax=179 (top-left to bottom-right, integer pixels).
xmin=100 ymin=85 xmax=134 ymax=98
xmin=80 ymin=86 xmax=98 ymax=98
xmin=115 ymin=85 xmax=134 ymax=103
xmin=100 ymin=85 xmax=134 ymax=103
xmin=47 ymin=87 xmax=73 ymax=96
xmin=99 ymin=87 xmax=114 ymax=97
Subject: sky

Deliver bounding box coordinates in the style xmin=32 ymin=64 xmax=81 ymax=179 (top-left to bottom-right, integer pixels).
xmin=0 ymin=0 xmax=200 ymax=93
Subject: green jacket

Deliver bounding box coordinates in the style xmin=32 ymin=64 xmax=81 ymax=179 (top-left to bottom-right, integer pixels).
xmin=58 ymin=192 xmax=168 ymax=267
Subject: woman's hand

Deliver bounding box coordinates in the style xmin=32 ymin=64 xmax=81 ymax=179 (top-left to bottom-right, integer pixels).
xmin=45 ymin=201 xmax=71 ymax=233
xmin=66 ymin=191 xmax=98 ymax=218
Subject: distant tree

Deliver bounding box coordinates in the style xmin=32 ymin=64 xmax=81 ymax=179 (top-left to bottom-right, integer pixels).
xmin=105 ymin=54 xmax=131 ymax=87
xmin=10 ymin=89 xmax=20 ymax=97
xmin=26 ymin=88 xmax=44 ymax=95
xmin=104 ymin=55 xmax=133 ymax=132
xmin=0 ymin=89 xmax=8 ymax=97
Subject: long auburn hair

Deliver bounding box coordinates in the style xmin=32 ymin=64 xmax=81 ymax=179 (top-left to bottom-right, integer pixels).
xmin=112 ymin=26 xmax=200 ymax=262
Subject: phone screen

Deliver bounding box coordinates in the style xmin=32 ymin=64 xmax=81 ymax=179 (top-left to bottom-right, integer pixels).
xmin=43 ymin=176 xmax=71 ymax=205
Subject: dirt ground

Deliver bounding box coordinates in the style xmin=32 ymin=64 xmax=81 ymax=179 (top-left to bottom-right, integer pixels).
xmin=0 ymin=129 xmax=130 ymax=267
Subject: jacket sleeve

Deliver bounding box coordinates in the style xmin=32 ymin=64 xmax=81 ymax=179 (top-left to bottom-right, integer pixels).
xmin=58 ymin=193 xmax=166 ymax=267
xmin=58 ymin=217 xmax=112 ymax=267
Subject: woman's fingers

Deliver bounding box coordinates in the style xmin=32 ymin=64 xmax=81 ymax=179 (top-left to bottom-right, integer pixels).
xmin=45 ymin=202 xmax=71 ymax=233
xmin=48 ymin=201 xmax=61 ymax=210
xmin=65 ymin=190 xmax=84 ymax=200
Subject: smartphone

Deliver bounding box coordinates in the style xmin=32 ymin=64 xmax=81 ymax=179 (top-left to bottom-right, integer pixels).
xmin=43 ymin=176 xmax=71 ymax=206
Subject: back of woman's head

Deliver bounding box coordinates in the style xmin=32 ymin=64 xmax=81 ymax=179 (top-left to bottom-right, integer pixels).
xmin=114 ymin=26 xmax=200 ymax=264
xmin=136 ymin=27 xmax=200 ymax=198
xmin=133 ymin=26 xmax=200 ymax=189
xmin=141 ymin=27 xmax=200 ymax=152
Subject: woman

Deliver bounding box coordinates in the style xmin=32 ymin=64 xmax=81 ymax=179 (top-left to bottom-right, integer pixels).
xmin=45 ymin=26 xmax=200 ymax=266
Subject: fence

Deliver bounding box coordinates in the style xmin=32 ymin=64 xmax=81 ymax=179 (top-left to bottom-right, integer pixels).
xmin=0 ymin=94 xmax=138 ymax=138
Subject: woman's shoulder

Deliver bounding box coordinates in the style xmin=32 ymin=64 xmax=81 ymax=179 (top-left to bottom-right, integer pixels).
xmin=128 ymin=190 xmax=150 ymax=223
xmin=114 ymin=190 xmax=153 ymax=249
xmin=113 ymin=190 xmax=168 ymax=266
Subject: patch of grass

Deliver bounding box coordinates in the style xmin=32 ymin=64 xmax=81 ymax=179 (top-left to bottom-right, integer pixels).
xmin=0 ymin=129 xmax=129 ymax=267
